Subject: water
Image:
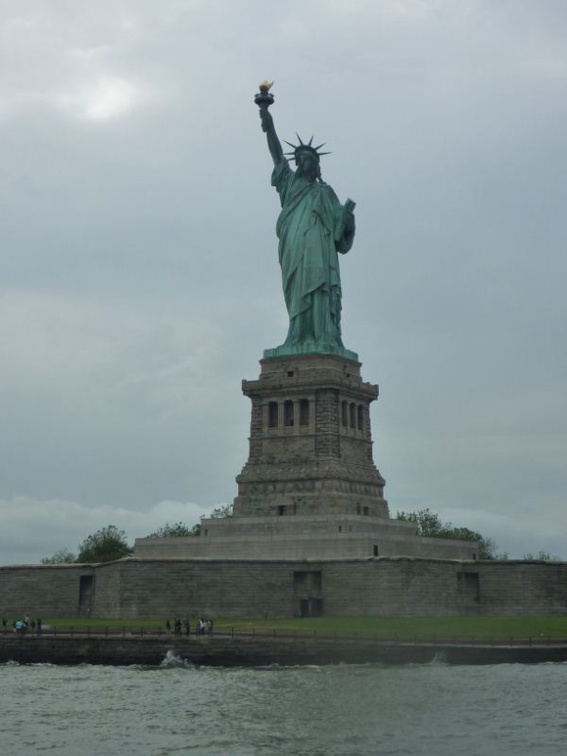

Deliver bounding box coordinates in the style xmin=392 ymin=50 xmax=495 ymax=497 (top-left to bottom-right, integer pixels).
xmin=1 ymin=657 xmax=566 ymax=755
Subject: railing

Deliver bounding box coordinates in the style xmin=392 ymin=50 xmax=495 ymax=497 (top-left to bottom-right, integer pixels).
xmin=2 ymin=626 xmax=567 ymax=647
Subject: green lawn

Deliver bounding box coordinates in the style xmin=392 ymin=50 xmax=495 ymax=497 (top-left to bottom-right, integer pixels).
xmin=33 ymin=615 xmax=567 ymax=640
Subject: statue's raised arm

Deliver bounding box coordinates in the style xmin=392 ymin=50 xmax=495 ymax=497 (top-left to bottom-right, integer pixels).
xmin=255 ymin=82 xmax=284 ymax=165
xmin=254 ymin=82 xmax=358 ymax=361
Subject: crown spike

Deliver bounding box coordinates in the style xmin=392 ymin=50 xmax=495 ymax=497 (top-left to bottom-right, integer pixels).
xmin=283 ymin=135 xmax=330 ymax=162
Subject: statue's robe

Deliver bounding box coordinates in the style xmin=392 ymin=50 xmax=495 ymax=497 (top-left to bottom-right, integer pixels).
xmin=272 ymin=159 xmax=354 ymax=351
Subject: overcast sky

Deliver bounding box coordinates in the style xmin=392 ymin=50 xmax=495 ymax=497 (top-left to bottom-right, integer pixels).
xmin=2 ymin=0 xmax=566 ymax=565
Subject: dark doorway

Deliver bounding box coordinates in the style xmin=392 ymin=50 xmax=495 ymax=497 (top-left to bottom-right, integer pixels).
xmin=457 ymin=571 xmax=480 ymax=613
xmin=309 ymin=598 xmax=324 ymax=616
xmin=79 ymin=574 xmax=95 ymax=616
xmin=293 ymin=571 xmax=323 ymax=617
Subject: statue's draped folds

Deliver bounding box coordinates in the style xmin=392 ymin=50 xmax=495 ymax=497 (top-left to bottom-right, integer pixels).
xmin=271 ymin=159 xmax=354 ymax=354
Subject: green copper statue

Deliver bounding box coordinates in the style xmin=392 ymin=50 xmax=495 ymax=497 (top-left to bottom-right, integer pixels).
xmin=255 ymin=83 xmax=357 ymax=360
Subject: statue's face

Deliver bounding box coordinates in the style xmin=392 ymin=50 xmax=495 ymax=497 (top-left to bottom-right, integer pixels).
xmin=296 ymin=150 xmax=318 ymax=179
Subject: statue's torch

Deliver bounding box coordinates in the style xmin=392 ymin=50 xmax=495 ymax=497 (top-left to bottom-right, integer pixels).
xmin=254 ymin=81 xmax=274 ymax=109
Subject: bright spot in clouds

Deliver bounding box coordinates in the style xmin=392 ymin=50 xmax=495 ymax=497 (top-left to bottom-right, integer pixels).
xmin=59 ymin=76 xmax=140 ymax=121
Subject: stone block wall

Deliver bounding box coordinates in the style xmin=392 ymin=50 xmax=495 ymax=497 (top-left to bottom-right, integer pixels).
xmin=107 ymin=560 xmax=297 ymax=620
xmin=319 ymin=559 xmax=467 ymax=616
xmin=98 ymin=558 xmax=567 ymax=618
xmin=0 ymin=564 xmax=89 ymax=617
xmin=93 ymin=562 xmax=123 ymax=618
xmin=133 ymin=515 xmax=476 ymax=561
xmin=2 ymin=558 xmax=567 ymax=620
xmin=472 ymin=561 xmax=567 ymax=615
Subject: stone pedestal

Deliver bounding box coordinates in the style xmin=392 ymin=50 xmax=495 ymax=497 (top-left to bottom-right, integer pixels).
xmin=233 ymin=353 xmax=389 ymax=519
xmin=133 ymin=353 xmax=478 ymax=563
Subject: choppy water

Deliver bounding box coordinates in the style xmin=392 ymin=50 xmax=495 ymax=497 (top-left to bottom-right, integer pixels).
xmin=0 ymin=655 xmax=566 ymax=755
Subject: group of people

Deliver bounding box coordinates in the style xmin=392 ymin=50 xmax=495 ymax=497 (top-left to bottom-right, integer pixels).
xmin=2 ymin=616 xmax=42 ymax=635
xmin=165 ymin=617 xmax=213 ymax=636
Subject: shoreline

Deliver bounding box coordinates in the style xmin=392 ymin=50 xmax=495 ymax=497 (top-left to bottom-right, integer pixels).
xmin=2 ymin=633 xmax=567 ymax=667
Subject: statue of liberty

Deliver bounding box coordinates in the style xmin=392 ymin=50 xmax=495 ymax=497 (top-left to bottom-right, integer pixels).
xmin=255 ymin=84 xmax=357 ymax=360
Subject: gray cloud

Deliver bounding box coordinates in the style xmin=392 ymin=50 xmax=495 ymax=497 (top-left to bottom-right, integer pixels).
xmin=0 ymin=496 xmax=206 ymax=565
xmin=2 ymin=1 xmax=566 ymax=563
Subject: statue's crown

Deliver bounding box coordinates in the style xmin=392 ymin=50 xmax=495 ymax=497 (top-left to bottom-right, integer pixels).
xmin=284 ymin=134 xmax=331 ymax=163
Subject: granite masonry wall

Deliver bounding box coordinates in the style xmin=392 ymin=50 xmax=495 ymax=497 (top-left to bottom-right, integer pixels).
xmin=133 ymin=515 xmax=478 ymax=561
xmin=0 ymin=564 xmax=92 ymax=617
xmin=2 ymin=558 xmax=567 ymax=619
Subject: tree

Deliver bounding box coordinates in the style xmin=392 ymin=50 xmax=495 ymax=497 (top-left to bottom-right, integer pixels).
xmin=209 ymin=504 xmax=233 ymax=519
xmin=144 ymin=506 xmax=232 ymax=540
xmin=76 ymin=525 xmax=133 ymax=563
xmin=41 ymin=548 xmax=77 ymax=565
xmin=523 ymin=551 xmax=560 ymax=561
xmin=395 ymin=508 xmax=504 ymax=560
xmin=146 ymin=521 xmax=200 ymax=538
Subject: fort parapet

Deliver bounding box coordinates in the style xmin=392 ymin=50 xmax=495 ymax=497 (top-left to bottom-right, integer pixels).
xmin=2 ymin=558 xmax=567 ymax=620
